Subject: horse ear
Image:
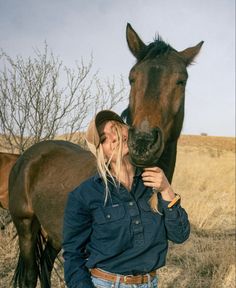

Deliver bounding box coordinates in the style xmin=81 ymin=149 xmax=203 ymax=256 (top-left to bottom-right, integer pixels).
xmin=179 ymin=41 xmax=204 ymax=66
xmin=126 ymin=23 xmax=146 ymax=58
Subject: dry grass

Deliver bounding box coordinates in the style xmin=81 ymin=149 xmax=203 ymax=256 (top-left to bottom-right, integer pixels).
xmin=0 ymin=135 xmax=235 ymax=287
xmin=173 ymin=137 xmax=235 ymax=231
xmin=159 ymin=229 xmax=235 ymax=288
xmin=157 ymin=135 xmax=236 ymax=288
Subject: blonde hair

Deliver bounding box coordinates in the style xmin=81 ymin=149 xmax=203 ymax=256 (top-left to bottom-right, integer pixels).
xmin=95 ymin=121 xmax=128 ymax=204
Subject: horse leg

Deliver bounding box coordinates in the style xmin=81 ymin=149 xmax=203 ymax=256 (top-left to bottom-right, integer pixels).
xmin=13 ymin=216 xmax=40 ymax=288
xmin=38 ymin=236 xmax=60 ymax=288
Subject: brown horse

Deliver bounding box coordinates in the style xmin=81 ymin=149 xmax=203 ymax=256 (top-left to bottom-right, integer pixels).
xmin=9 ymin=141 xmax=96 ymax=288
xmin=0 ymin=152 xmax=19 ymax=209
xmin=9 ymin=24 xmax=203 ymax=288
xmin=124 ymin=23 xmax=203 ymax=182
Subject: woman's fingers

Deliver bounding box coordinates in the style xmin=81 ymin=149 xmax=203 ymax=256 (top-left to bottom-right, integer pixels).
xmin=142 ymin=167 xmax=163 ymax=181
xmin=143 ymin=167 xmax=162 ymax=173
xmin=142 ymin=166 xmax=170 ymax=191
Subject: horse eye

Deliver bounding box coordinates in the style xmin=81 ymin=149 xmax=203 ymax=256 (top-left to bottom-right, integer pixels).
xmin=129 ymin=78 xmax=135 ymax=85
xmin=176 ymin=79 xmax=186 ymax=86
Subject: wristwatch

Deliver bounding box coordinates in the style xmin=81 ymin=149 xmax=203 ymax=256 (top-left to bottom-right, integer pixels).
xmin=167 ymin=194 xmax=181 ymax=208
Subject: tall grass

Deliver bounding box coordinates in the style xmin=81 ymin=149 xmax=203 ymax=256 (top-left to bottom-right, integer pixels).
xmin=157 ymin=143 xmax=236 ymax=288
xmin=158 ymin=228 xmax=235 ymax=288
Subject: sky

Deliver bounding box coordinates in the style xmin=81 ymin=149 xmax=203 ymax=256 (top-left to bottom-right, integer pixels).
xmin=0 ymin=0 xmax=235 ymax=137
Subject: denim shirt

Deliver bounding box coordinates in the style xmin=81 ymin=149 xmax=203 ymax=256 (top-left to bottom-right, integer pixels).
xmin=62 ymin=170 xmax=190 ymax=288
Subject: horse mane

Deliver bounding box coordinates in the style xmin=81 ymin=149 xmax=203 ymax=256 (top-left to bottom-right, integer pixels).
xmin=136 ymin=36 xmax=174 ymax=62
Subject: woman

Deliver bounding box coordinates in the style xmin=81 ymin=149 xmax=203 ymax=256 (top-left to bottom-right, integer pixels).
xmin=62 ymin=110 xmax=190 ymax=288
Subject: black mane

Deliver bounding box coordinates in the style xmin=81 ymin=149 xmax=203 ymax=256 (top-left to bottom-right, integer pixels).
xmin=137 ymin=36 xmax=174 ymax=62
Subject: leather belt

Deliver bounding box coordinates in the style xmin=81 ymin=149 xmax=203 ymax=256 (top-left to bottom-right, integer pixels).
xmin=90 ymin=268 xmax=157 ymax=284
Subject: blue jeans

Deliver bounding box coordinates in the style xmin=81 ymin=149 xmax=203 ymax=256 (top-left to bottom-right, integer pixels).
xmin=91 ymin=275 xmax=158 ymax=288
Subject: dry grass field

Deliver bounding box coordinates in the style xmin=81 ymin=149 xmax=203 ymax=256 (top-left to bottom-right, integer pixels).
xmin=0 ymin=135 xmax=235 ymax=287
xmin=159 ymin=135 xmax=235 ymax=288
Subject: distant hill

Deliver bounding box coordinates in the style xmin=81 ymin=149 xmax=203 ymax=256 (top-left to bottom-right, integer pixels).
xmin=0 ymin=133 xmax=235 ymax=153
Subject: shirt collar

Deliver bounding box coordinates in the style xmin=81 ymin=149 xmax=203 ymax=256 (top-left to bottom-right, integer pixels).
xmin=134 ymin=167 xmax=143 ymax=178
xmin=93 ymin=172 xmax=103 ymax=183
xmin=93 ymin=166 xmax=143 ymax=182
xmin=94 ymin=167 xmax=143 ymax=181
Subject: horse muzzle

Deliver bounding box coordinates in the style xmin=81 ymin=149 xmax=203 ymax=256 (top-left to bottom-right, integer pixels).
xmin=128 ymin=127 xmax=164 ymax=167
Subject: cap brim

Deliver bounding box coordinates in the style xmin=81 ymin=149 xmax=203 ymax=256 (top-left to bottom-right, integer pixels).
xmin=95 ymin=110 xmax=125 ymax=128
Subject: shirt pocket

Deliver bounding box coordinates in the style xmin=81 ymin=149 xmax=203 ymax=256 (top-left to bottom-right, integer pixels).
xmin=138 ymin=199 xmax=162 ymax=223
xmin=138 ymin=199 xmax=165 ymax=240
xmin=94 ymin=204 xmax=126 ymax=224
xmin=92 ymin=204 xmax=131 ymax=252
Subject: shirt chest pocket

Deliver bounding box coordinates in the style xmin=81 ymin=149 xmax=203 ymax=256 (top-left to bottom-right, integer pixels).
xmin=92 ymin=204 xmax=131 ymax=252
xmin=138 ymin=199 xmax=162 ymax=223
xmin=94 ymin=204 xmax=126 ymax=224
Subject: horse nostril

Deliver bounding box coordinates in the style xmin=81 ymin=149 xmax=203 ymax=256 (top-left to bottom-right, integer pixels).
xmin=152 ymin=128 xmax=159 ymax=140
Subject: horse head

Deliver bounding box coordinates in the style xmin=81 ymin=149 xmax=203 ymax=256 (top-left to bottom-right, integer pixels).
xmin=126 ymin=23 xmax=203 ymax=167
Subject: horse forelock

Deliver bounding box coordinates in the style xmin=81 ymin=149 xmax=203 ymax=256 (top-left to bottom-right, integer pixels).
xmin=136 ymin=36 xmax=174 ymax=62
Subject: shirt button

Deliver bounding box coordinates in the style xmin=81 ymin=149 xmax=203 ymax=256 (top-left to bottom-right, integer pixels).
xmin=129 ymin=201 xmax=134 ymax=206
xmin=135 ymin=220 xmax=140 ymax=225
xmin=106 ymin=214 xmax=111 ymax=219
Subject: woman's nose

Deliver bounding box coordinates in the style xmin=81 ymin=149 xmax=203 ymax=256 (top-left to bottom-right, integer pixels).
xmin=111 ymin=139 xmax=116 ymax=144
xmin=110 ymin=134 xmax=117 ymax=143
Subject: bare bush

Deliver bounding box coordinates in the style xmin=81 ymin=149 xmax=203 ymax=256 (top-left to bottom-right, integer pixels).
xmin=0 ymin=44 xmax=127 ymax=153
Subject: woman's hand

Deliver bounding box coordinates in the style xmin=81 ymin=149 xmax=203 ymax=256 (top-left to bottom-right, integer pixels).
xmin=142 ymin=167 xmax=175 ymax=201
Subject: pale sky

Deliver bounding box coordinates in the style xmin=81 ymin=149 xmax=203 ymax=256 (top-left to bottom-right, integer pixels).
xmin=0 ymin=0 xmax=235 ymax=136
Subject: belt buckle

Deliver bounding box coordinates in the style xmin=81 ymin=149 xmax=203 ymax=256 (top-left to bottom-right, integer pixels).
xmin=124 ymin=275 xmax=128 ymax=284
xmin=123 ymin=275 xmax=142 ymax=284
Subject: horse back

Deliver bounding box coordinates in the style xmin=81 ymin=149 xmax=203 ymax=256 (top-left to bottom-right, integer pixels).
xmin=9 ymin=140 xmax=96 ymax=248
